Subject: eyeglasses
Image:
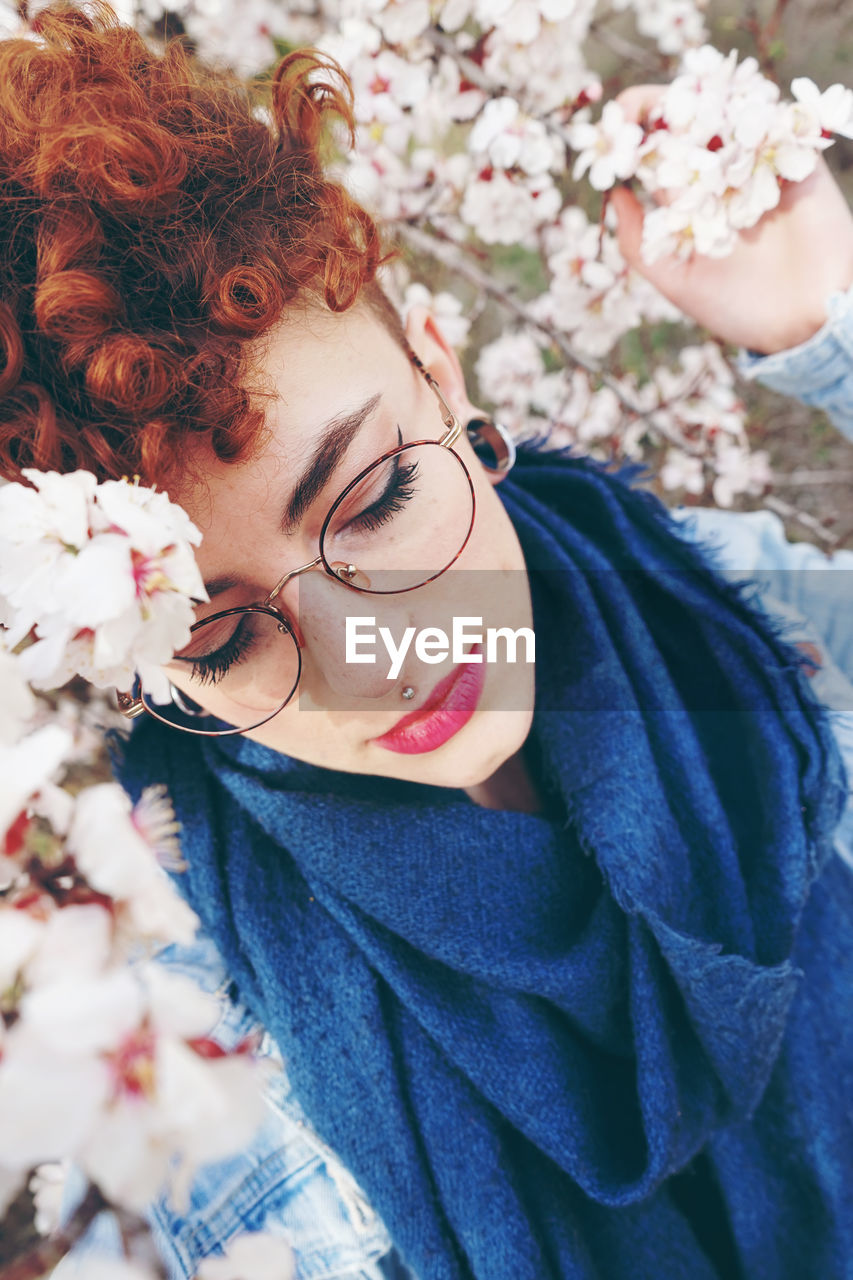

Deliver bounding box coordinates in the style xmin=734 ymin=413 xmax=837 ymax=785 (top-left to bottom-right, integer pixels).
xmin=117 ymin=353 xmax=477 ymax=736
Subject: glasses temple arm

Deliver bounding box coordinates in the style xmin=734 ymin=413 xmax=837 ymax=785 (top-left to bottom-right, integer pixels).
xmin=407 ymin=348 xmax=463 ymax=447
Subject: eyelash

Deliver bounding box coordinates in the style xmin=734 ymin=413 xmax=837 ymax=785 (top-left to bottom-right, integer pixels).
xmin=189 ymin=446 xmax=421 ymax=686
xmin=190 ymin=613 xmax=258 ymax=686
xmin=343 ymin=452 xmax=420 ymax=534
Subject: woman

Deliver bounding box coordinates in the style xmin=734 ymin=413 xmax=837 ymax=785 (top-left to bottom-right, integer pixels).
xmin=3 ymin=6 xmax=853 ymax=1278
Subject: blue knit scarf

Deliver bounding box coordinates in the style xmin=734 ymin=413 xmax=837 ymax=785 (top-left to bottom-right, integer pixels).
xmin=115 ymin=446 xmax=853 ymax=1279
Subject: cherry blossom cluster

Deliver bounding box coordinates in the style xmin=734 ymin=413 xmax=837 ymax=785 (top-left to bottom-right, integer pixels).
xmin=0 ymin=488 xmax=293 ymax=1277
xmin=568 ymin=45 xmax=853 ymax=262
xmin=0 ymin=469 xmax=207 ymax=702
xmin=0 ymin=663 xmax=271 ymax=1265
xmin=531 ymin=203 xmax=685 ymax=360
xmin=0 ymin=770 xmax=264 ymax=1209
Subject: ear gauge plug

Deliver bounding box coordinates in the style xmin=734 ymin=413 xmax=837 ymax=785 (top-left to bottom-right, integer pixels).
xmin=465 ymin=417 xmax=516 ymax=474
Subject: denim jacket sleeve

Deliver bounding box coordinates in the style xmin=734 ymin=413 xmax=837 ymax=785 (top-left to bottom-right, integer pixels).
xmin=670 ymin=502 xmax=853 ymax=873
xmin=735 ymin=278 xmax=853 ymax=441
xmin=54 ymin=930 xmax=406 ymax=1280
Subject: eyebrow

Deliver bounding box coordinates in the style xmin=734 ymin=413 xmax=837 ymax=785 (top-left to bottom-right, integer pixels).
xmin=203 ymin=392 xmax=382 ymax=599
xmin=281 ymin=392 xmax=382 ymax=534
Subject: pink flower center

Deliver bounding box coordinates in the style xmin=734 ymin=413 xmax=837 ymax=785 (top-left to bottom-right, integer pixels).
xmin=131 ymin=548 xmax=173 ymax=600
xmin=110 ymin=1027 xmax=157 ymax=1099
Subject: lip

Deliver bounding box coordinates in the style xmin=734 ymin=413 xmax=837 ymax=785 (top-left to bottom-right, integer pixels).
xmin=370 ymin=645 xmax=487 ymax=754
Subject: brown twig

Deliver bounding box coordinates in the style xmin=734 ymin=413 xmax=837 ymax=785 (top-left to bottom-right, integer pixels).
xmin=762 ymin=495 xmax=840 ymax=547
xmin=0 ymin=1182 xmax=106 ymax=1280
xmin=396 ymin=219 xmax=709 ymax=457
xmin=769 ymin=469 xmax=853 ymax=485
xmin=424 ymin=27 xmax=580 ymax=149
xmin=393 ymin=220 xmax=842 ymax=548
xmin=587 ymin=17 xmax=668 ymax=75
xmin=0 ymin=1179 xmax=169 ymax=1280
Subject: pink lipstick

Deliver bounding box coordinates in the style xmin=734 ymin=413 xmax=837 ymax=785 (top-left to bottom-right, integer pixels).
xmin=371 ymin=647 xmax=486 ymax=754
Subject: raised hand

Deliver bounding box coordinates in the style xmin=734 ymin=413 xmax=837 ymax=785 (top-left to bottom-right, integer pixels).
xmin=609 ymin=84 xmax=853 ymax=355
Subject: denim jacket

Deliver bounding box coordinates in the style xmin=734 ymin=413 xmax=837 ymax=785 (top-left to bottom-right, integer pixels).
xmin=58 ymin=281 xmax=853 ymax=1280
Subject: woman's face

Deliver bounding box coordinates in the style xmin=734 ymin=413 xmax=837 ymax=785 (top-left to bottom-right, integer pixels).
xmin=165 ymin=301 xmax=535 ymax=792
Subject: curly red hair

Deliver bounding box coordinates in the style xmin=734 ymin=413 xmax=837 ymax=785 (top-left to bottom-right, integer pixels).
xmin=0 ymin=1 xmax=403 ymax=485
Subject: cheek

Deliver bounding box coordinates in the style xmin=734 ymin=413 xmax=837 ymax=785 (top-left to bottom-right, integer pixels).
xmin=469 ymin=480 xmax=525 ymax=570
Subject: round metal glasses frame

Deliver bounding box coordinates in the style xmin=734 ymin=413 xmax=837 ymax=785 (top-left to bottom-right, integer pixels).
xmin=116 ymin=354 xmax=477 ymax=736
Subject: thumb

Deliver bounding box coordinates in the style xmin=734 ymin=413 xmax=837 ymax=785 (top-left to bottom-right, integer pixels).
xmin=609 ymin=185 xmax=646 ymax=271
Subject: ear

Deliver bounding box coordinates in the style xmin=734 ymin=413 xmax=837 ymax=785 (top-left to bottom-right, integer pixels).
xmin=404 ymin=304 xmax=475 ymax=423
xmin=404 ymin=304 xmax=511 ymax=487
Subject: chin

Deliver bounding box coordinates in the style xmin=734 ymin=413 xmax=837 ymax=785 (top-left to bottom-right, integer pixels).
xmin=420 ymin=705 xmax=535 ymax=790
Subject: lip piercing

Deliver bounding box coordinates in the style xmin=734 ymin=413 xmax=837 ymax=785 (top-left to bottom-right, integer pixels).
xmin=402 ymin=686 xmax=415 ymax=700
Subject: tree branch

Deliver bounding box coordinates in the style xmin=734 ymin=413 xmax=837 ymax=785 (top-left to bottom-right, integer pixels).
xmin=0 ymin=1182 xmax=105 ymax=1280
xmin=424 ymin=27 xmax=578 ymax=149
xmin=761 ymin=495 xmax=840 ymax=548
xmin=769 ymin=468 xmax=853 ymax=485
xmin=0 ymin=1179 xmax=168 ymax=1280
xmin=395 ymin=219 xmax=709 ymax=457
xmin=393 ymin=220 xmax=843 ymax=548
xmin=587 ymin=17 xmax=668 ymax=75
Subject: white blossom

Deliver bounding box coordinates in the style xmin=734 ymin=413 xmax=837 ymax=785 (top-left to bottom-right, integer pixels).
xmin=569 ymin=44 xmax=845 ymax=266
xmin=67 ymin=784 xmax=199 ymax=945
xmin=0 ymin=939 xmax=267 ymax=1210
xmin=460 ymin=169 xmax=561 ymax=244
xmin=0 ymin=471 xmax=206 ymax=699
xmin=712 ymin=442 xmax=773 ymax=507
xmin=475 ymin=331 xmax=545 ymax=420
xmin=29 ymin=1160 xmax=71 ymax=1235
xmin=0 ymin=723 xmax=72 ymax=852
xmin=0 ymin=907 xmax=46 ymax=992
xmin=481 ymin=11 xmax=599 ymax=114
xmin=0 ymin=1022 xmax=113 ymax=1167
xmin=608 ymin=0 xmax=708 ymax=54
xmin=533 ymin=369 xmax=623 ymax=445
xmin=569 ymin=100 xmax=644 ymax=189
xmin=469 ymin=97 xmax=560 ymax=176
xmin=21 ymin=967 xmax=145 ymax=1057
xmin=183 ymin=0 xmax=297 ymax=76
xmin=660 ymin=448 xmax=705 ymax=493
xmin=790 ymin=77 xmax=853 ymax=140
xmin=374 ymin=0 xmax=431 ymax=43
xmin=0 ymin=648 xmax=36 ymax=746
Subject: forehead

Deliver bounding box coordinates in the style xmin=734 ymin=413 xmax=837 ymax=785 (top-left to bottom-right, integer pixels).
xmin=163 ymin=302 xmax=411 ymax=556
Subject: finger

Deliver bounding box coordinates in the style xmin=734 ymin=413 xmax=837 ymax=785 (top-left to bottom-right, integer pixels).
xmin=609 ymin=185 xmax=697 ymax=309
xmin=612 ymin=85 xmax=675 ymax=208
xmin=609 ymin=186 xmax=645 ymax=268
xmin=613 ymin=84 xmax=667 ymax=129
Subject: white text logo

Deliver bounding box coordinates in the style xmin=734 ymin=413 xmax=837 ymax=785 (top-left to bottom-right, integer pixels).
xmin=345 ymin=616 xmax=535 ymax=679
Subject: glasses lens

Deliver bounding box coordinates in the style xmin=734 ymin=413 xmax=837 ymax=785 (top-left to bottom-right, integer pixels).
xmin=141 ymin=606 xmax=300 ymax=735
xmin=320 ymin=442 xmax=474 ymax=593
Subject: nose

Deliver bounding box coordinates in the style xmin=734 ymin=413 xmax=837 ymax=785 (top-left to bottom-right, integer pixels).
xmin=276 ymin=564 xmax=413 ymax=703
